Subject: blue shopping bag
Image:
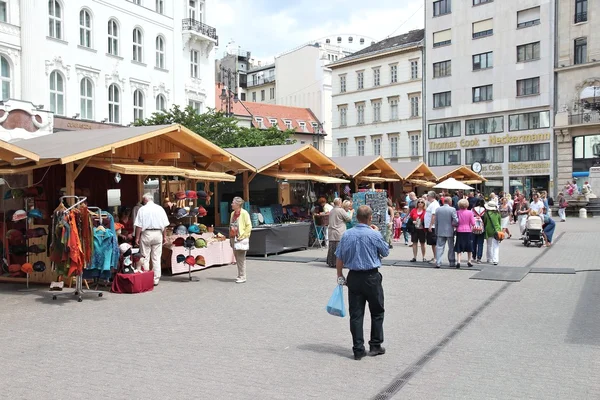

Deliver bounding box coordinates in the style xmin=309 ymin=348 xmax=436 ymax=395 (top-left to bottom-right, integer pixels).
xmin=326 ymin=284 xmax=347 ymax=317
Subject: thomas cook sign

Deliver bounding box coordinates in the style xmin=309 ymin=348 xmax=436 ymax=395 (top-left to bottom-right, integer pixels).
xmin=429 ymin=133 xmax=551 ymax=150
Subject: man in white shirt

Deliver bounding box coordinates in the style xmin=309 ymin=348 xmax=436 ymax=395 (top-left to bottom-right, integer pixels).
xmin=424 ymin=191 xmax=440 ymax=263
xmin=134 ymin=193 xmax=170 ymax=286
xmin=529 ymin=192 xmax=545 ymax=215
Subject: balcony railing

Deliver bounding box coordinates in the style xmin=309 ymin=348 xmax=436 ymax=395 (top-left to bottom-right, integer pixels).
xmin=574 ymin=12 xmax=587 ymax=24
xmin=247 ymin=75 xmax=276 ymax=87
xmin=182 ymin=19 xmax=218 ymax=42
xmin=569 ymin=112 xmax=600 ymax=125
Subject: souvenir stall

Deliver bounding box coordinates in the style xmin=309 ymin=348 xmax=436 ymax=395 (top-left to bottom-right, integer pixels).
xmin=431 ymin=166 xmax=487 ymax=192
xmin=0 ymin=124 xmax=252 ymax=286
xmin=331 ymin=155 xmax=402 ymax=198
xmin=389 ymin=162 xmax=437 ymax=197
xmin=223 ymin=143 xmax=349 ymax=256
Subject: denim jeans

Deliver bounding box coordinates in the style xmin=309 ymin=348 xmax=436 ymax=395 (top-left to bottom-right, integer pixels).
xmin=473 ymin=233 xmax=485 ymax=260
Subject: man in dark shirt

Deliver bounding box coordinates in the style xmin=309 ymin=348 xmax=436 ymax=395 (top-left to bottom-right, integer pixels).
xmin=468 ymin=192 xmax=477 ymax=210
xmin=336 ymin=205 xmax=389 ymax=360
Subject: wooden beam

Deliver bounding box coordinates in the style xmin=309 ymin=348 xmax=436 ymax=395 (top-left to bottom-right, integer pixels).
xmin=137 ymin=175 xmax=144 ymax=199
xmin=321 ymin=165 xmax=337 ymax=170
xmin=211 ymin=155 xmax=231 ymax=162
xmin=243 ymin=171 xmax=250 ymax=203
xmin=363 ymin=169 xmax=382 ymax=175
xmin=248 ymin=172 xmax=257 ymax=184
xmin=412 ymin=172 xmax=424 ymax=177
xmin=280 ymin=162 xmax=311 ymax=169
xmin=140 ymin=152 xmax=180 ymax=160
xmin=73 ymin=157 xmax=91 ymax=180
xmin=65 ymin=162 xmax=75 ymax=205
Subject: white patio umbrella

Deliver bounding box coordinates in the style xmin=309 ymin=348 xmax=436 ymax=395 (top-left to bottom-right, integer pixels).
xmin=433 ymin=177 xmax=474 ymax=190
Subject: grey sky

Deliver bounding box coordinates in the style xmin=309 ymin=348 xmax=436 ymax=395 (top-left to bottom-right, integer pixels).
xmin=212 ymin=0 xmax=424 ymax=60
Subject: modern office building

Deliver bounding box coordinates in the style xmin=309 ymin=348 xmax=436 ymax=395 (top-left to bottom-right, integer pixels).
xmin=425 ymin=0 xmax=555 ymax=195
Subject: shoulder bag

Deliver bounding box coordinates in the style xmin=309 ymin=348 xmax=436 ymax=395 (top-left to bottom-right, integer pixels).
xmin=234 ymin=237 xmax=249 ymax=251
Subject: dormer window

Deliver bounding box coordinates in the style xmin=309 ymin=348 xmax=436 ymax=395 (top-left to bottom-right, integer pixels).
xmin=269 ymin=118 xmax=278 ymax=128
xmin=298 ymin=121 xmax=307 ymax=132
xmin=284 ymin=119 xmax=292 ymax=129
xmin=255 ymin=117 xmax=264 ymax=128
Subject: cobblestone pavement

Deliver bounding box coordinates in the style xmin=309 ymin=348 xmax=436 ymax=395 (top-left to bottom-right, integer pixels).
xmin=0 ymin=219 xmax=598 ymax=399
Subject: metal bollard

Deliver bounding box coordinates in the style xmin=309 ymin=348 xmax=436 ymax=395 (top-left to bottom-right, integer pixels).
xmin=579 ymin=208 xmax=587 ymax=219
xmin=548 ymin=208 xmax=552 ymax=217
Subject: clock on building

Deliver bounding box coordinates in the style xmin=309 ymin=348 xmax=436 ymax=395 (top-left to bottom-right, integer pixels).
xmin=471 ymin=161 xmax=482 ymax=174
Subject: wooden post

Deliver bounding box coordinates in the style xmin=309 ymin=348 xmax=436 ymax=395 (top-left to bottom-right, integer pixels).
xmin=137 ymin=175 xmax=144 ymax=200
xmin=65 ymin=162 xmax=75 ymax=205
xmin=158 ymin=175 xmax=163 ymax=203
xmin=213 ymin=181 xmax=220 ymax=227
xmin=354 ymin=178 xmax=358 ymax=193
xmin=242 ymin=171 xmax=249 ymax=203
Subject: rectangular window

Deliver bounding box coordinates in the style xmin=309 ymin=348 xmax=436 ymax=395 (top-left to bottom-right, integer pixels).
xmin=410 ymin=134 xmax=419 ymax=157
xmin=390 ymin=65 xmax=397 ymax=83
xmin=389 ymin=98 xmax=399 ymax=120
xmin=188 ymin=100 xmax=202 ymax=113
xmin=339 ymin=106 xmax=347 ymax=127
xmin=517 ymin=42 xmax=540 ymax=62
xmin=411 ymin=60 xmax=418 ymax=79
xmin=270 ymin=87 xmax=275 ymax=99
xmin=465 ymin=117 xmax=504 ymax=135
xmin=252 ymin=92 xmax=257 ymax=102
xmin=509 ymin=111 xmax=550 ymax=131
xmin=240 ymin=93 xmax=246 ymax=101
xmin=255 ymin=117 xmax=264 ymax=128
xmin=575 ymin=38 xmax=587 ymax=65
xmin=339 ymin=140 xmax=347 ymax=157
xmin=390 ymin=136 xmax=399 ymax=158
xmin=356 ymin=104 xmax=365 ymax=124
xmin=269 ymin=118 xmax=279 ymax=128
xmin=473 ymin=84 xmax=493 ymax=102
xmin=428 ymin=121 xmax=461 ymax=139
xmin=473 ymin=0 xmax=492 ymax=4
xmin=340 ymin=75 xmax=346 ymax=93
xmin=357 ymin=71 xmax=364 ymax=89
xmin=575 ymin=0 xmax=588 ymax=23
xmin=466 ymin=147 xmax=504 ymax=164
xmin=517 ymin=77 xmax=540 ymax=96
xmin=473 ymin=19 xmax=493 ymax=39
xmin=299 ymin=121 xmax=307 ymax=132
xmin=433 ymin=91 xmax=451 ymax=108
xmin=433 ymin=29 xmax=452 ymax=47
xmin=261 ymin=90 xmax=265 ymax=101
xmin=190 ymin=50 xmax=199 ymax=78
xmin=517 ymin=7 xmax=541 ymax=28
xmin=473 ymin=52 xmax=493 ymax=70
xmin=429 ymin=150 xmax=460 ymax=166
xmin=410 ymin=96 xmax=419 ymax=117
xmin=373 ymin=68 xmax=380 ymax=86
xmin=284 ymin=120 xmax=292 ymax=129
xmin=357 ymin=139 xmax=365 ymax=156
xmin=372 ymin=101 xmax=381 ymax=122
xmin=0 ymin=1 xmax=6 ymax=23
xmin=433 ymin=0 xmax=451 ymax=16
xmin=433 ymin=60 xmax=451 ymax=77
xmin=373 ymin=137 xmax=381 ymax=156
xmin=509 ymin=143 xmax=551 ymax=162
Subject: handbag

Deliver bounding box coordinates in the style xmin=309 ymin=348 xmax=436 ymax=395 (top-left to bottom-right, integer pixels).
xmin=234 ymin=237 xmax=249 ymax=251
xmin=326 ymin=284 xmax=346 ymax=317
xmin=405 ymin=217 xmax=415 ymax=233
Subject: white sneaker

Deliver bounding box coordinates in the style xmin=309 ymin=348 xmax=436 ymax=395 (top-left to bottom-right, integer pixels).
xmin=235 ymin=278 xmax=246 ymax=284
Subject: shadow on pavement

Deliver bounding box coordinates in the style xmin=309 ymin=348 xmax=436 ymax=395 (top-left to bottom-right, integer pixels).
xmin=297 ymin=343 xmax=353 ymax=359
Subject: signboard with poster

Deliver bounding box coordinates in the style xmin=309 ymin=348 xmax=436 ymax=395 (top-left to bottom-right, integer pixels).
xmin=351 ymin=190 xmax=388 ymax=236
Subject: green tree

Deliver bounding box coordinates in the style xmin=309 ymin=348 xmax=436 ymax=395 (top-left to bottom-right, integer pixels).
xmin=135 ymin=105 xmax=296 ymax=148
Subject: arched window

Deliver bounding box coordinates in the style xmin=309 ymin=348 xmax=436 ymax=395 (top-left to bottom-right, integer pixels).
xmin=133 ymin=89 xmax=144 ymax=121
xmin=49 ymin=70 xmax=65 ymax=115
xmin=80 ymin=78 xmax=94 ymax=120
xmin=48 ymin=0 xmax=62 ymax=39
xmin=108 ymin=19 xmax=119 ymax=56
xmin=155 ymin=36 xmax=165 ymax=69
xmin=79 ymin=9 xmax=92 ymax=48
xmin=132 ymin=28 xmax=143 ymax=62
xmin=155 ymin=94 xmax=166 ymax=112
xmin=1 ymin=56 xmax=11 ymax=100
xmin=108 ymin=84 xmax=120 ymax=123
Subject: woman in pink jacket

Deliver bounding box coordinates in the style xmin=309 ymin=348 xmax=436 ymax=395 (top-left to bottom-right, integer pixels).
xmin=455 ymin=199 xmax=476 ymax=268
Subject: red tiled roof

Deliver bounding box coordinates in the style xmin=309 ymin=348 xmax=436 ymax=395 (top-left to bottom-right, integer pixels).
xmin=241 ymin=102 xmax=322 ymax=134
xmin=214 ymin=84 xmax=251 ymax=117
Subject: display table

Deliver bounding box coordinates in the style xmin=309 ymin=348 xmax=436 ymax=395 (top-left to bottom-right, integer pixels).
xmin=162 ymin=233 xmax=236 ymax=275
xmin=247 ymin=222 xmax=311 ymax=257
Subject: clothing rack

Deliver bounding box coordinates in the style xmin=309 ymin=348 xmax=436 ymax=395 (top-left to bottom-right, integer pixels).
xmin=50 ymin=197 xmax=105 ymax=302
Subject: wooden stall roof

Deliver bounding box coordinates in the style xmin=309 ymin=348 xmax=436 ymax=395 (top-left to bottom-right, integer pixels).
xmin=330 ymin=156 xmax=401 ymax=181
xmin=226 ymin=143 xmax=349 ymax=176
xmin=431 ymin=166 xmax=487 ymax=183
xmin=389 ymin=161 xmax=436 ymax=183
xmin=87 ymin=162 xmax=236 ymax=182
xmin=0 ymin=139 xmax=40 ymax=167
xmin=3 ymin=124 xmax=255 ymax=174
xmin=262 ymin=171 xmax=350 ymax=184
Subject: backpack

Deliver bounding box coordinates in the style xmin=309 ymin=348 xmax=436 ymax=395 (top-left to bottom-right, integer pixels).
xmin=472 ymin=208 xmax=484 ymax=234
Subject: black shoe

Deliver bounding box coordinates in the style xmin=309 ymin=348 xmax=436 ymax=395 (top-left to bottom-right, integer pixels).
xmin=467 ymin=262 xmax=473 ymax=268
xmin=410 ymin=258 xmax=416 ymax=262
xmin=455 ymin=263 xmax=460 ymax=269
xmin=354 ymin=350 xmax=367 ymax=360
xmin=369 ymin=346 xmax=386 ymax=357
xmin=388 ymin=245 xmax=393 ymax=249
xmin=435 ymin=265 xmax=441 ymax=269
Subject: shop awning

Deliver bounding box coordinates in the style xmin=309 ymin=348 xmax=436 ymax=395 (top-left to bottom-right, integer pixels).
xmin=87 ymin=162 xmax=236 ymax=182
xmin=406 ymin=179 xmax=436 ymax=188
xmin=262 ymin=171 xmax=350 ymax=184
xmin=0 ymin=139 xmax=40 ymax=166
xmin=331 ymin=155 xmax=403 ymax=181
xmin=431 ymin=165 xmax=487 ymax=183
xmin=355 ymin=176 xmax=400 ymax=183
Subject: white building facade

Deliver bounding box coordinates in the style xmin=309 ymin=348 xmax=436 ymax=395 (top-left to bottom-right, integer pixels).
xmin=425 ymin=0 xmax=555 ymax=196
xmin=330 ymin=30 xmax=424 ymax=162
xmin=1 ymin=0 xmax=217 ymax=126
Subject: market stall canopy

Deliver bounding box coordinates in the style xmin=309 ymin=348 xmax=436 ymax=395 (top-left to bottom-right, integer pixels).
xmin=330 ymin=156 xmax=401 ymax=182
xmin=0 ymin=139 xmax=40 ymax=168
xmin=226 ymin=143 xmax=348 ymax=177
xmin=3 ymin=124 xmax=254 ymax=175
xmin=87 ymin=162 xmax=236 ymax=182
xmin=264 ymin=172 xmax=350 ymax=184
xmin=431 ymin=165 xmax=486 ymax=184
xmin=434 ymin=178 xmax=474 ymax=190
xmin=389 ymin=162 xmax=436 ymax=184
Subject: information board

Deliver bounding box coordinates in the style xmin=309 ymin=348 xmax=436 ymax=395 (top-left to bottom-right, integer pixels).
xmin=351 ymin=190 xmax=388 ymax=237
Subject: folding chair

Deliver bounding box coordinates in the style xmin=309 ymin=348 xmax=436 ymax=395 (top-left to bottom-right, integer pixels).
xmin=312 ymin=215 xmax=325 ymax=249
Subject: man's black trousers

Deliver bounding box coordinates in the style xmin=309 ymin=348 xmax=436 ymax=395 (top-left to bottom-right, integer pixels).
xmin=346 ymin=269 xmax=385 ymax=354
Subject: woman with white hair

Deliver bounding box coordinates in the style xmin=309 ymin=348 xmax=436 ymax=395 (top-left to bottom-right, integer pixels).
xmin=327 ymin=198 xmax=352 ymax=268
xmin=230 ymin=197 xmax=252 ymax=283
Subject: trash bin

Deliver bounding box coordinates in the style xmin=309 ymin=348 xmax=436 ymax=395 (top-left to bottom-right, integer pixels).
xmin=579 ymin=208 xmax=587 ymax=219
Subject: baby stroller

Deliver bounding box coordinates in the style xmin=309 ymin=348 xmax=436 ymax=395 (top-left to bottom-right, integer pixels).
xmin=523 ymin=216 xmax=545 ymax=247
